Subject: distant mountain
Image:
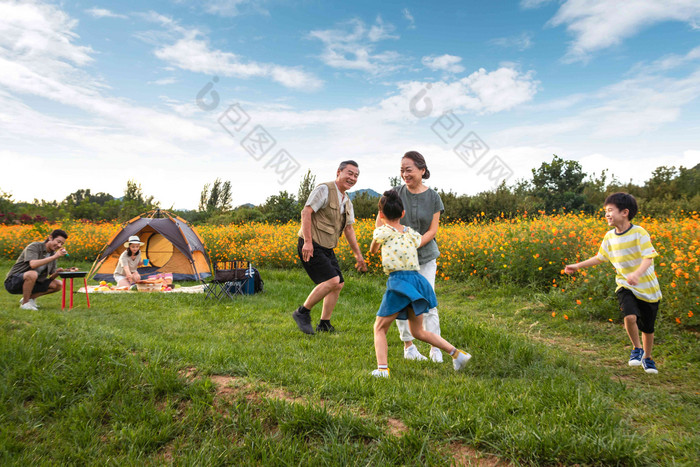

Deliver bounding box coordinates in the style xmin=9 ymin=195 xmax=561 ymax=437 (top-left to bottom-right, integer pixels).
xmin=348 ymin=188 xmax=381 ymax=200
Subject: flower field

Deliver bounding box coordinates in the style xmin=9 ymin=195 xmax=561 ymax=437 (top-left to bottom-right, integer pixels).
xmin=1 ymin=213 xmax=697 ymax=327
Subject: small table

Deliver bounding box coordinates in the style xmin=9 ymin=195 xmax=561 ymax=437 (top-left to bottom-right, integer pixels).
xmin=58 ymin=271 xmax=91 ymax=310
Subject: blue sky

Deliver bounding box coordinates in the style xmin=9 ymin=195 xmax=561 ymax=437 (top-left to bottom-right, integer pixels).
xmin=1 ymin=0 xmax=699 ymax=209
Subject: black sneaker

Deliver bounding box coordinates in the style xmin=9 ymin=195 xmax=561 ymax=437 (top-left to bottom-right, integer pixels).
xmin=316 ymin=321 xmax=335 ymax=332
xmin=292 ymin=308 xmax=315 ymax=335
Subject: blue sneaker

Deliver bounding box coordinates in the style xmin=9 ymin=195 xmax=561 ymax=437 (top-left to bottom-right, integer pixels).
xmin=642 ymin=358 xmax=658 ymax=374
xmin=628 ymin=348 xmax=643 ymax=366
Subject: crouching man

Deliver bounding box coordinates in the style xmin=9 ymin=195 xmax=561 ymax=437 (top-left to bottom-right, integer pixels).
xmin=4 ymin=229 xmax=70 ymax=310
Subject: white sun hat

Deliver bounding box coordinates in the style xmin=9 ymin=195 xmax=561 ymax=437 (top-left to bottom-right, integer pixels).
xmin=123 ymin=235 xmax=145 ymax=248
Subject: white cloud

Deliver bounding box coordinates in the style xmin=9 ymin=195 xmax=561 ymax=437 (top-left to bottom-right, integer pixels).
xmin=203 ymin=0 xmax=266 ymax=17
xmin=490 ymin=32 xmax=533 ymax=51
xmin=497 ymin=67 xmax=700 ymax=144
xmin=308 ymin=17 xmax=404 ymax=75
xmin=548 ymin=0 xmax=700 ymax=62
xmin=244 ymin=67 xmax=538 ymax=129
xmin=632 ymin=45 xmax=700 ymax=74
xmin=421 ymin=54 xmax=465 ymax=73
xmin=524 ymin=93 xmax=588 ymax=112
xmin=85 ymin=8 xmax=128 ymax=19
xmin=463 ymin=67 xmax=539 ymax=113
xmin=402 ymin=8 xmax=416 ymax=29
xmin=368 ymin=15 xmax=399 ymax=42
xmin=149 ymin=77 xmax=177 ymax=85
xmin=520 ymin=0 xmax=554 ymax=9
xmin=0 ymin=1 xmax=94 ymax=68
xmin=147 ymin=16 xmax=323 ymax=91
xmin=587 ymin=71 xmax=700 ymax=138
xmin=155 ymin=35 xmax=323 ymax=90
xmin=376 ymin=67 xmax=540 ymax=120
xmin=0 ymin=2 xmax=212 ymax=142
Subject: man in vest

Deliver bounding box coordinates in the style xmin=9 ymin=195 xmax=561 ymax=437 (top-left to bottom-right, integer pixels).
xmin=293 ymin=160 xmax=368 ymax=334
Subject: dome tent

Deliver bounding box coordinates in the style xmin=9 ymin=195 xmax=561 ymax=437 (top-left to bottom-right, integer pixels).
xmin=89 ymin=210 xmax=211 ymax=282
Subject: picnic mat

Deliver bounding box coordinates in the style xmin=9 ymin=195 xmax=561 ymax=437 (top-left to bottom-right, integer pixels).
xmin=78 ymin=285 xmax=205 ymax=294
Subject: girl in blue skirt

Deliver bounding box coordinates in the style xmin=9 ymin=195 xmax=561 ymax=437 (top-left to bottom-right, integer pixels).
xmin=369 ymin=190 xmax=471 ymax=377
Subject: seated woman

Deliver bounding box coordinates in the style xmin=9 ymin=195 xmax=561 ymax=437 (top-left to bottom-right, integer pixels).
xmin=114 ymin=235 xmax=145 ymax=288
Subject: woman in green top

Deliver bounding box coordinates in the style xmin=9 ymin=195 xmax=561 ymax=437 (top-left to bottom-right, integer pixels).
xmin=376 ymin=151 xmax=445 ymax=363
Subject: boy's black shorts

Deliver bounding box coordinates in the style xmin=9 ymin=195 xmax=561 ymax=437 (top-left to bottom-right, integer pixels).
xmin=616 ymin=288 xmax=659 ymax=333
xmin=4 ymin=274 xmax=52 ymax=295
xmin=297 ymin=237 xmax=344 ymax=285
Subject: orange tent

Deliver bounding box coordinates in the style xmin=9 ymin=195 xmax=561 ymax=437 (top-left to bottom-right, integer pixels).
xmin=89 ymin=210 xmax=211 ymax=281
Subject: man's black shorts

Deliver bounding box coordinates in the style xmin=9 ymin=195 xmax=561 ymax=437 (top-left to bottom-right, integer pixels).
xmin=4 ymin=274 xmax=52 ymax=295
xmin=616 ymin=288 xmax=659 ymax=333
xmin=297 ymin=237 xmax=344 ymax=285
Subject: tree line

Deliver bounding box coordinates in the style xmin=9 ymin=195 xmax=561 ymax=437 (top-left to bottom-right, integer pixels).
xmin=1 ymin=157 xmax=698 ymax=225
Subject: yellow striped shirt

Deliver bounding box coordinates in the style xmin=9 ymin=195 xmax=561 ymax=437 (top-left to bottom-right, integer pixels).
xmin=596 ymin=225 xmax=662 ymax=303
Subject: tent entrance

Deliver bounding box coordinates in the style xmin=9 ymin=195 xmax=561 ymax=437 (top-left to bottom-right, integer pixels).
xmin=145 ymin=233 xmax=174 ymax=268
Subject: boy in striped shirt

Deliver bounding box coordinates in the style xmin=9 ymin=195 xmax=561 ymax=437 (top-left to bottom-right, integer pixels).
xmin=565 ymin=193 xmax=662 ymax=374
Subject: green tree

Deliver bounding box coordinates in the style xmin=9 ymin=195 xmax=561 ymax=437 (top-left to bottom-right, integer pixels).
xmin=199 ymin=178 xmax=233 ymax=215
xmin=351 ymin=191 xmax=380 ymax=220
xmin=232 ymin=206 xmax=265 ymax=224
xmin=261 ymin=191 xmax=297 ymax=223
xmin=675 ymin=164 xmax=700 ymax=199
xmin=297 ymin=170 xmax=316 ymax=206
xmin=467 ymin=181 xmax=528 ymax=220
xmin=581 ymin=169 xmax=619 ymax=213
xmin=531 ymin=155 xmax=586 ymax=212
xmin=63 ymin=189 xmax=115 ymax=220
xmin=65 ymin=188 xmax=92 ymax=206
xmin=99 ymin=199 xmax=123 ymax=222
xmin=0 ymin=188 xmax=14 ymax=213
xmin=120 ymin=179 xmax=157 ymax=220
xmin=437 ymin=189 xmax=467 ymax=221
xmin=645 ymin=166 xmax=678 ymax=200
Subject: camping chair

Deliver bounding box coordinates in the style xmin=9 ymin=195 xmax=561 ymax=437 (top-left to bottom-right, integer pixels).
xmin=204 ymin=261 xmax=255 ymax=300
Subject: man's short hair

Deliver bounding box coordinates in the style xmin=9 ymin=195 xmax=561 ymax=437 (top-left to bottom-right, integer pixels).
xmin=50 ymin=229 xmax=68 ymax=240
xmin=604 ymin=192 xmax=638 ymax=221
xmin=338 ymin=160 xmax=359 ymax=172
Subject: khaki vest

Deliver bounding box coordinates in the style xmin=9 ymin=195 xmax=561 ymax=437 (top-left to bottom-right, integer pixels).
xmin=298 ymin=181 xmax=349 ymax=249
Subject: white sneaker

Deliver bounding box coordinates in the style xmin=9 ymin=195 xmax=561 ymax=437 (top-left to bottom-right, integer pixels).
xmin=403 ymin=344 xmax=428 ymax=361
xmin=452 ymin=350 xmax=472 ymax=371
xmin=429 ymin=347 xmax=443 ymax=363
xmin=371 ymin=369 xmax=390 ymax=378
xmin=19 ymin=301 xmax=38 ymax=311
xmin=19 ymin=298 xmax=39 ymax=308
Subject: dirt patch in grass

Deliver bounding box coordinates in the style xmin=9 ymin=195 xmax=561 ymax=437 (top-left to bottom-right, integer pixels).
xmin=266 ymin=386 xmax=306 ymax=405
xmin=209 ymin=374 xmax=248 ymax=397
xmin=179 ymin=367 xmax=198 ymax=379
xmin=180 ymin=367 xmax=504 ymax=463
xmin=448 ymin=442 xmax=510 ymax=466
xmin=180 ymin=367 xmax=411 ymax=438
xmin=386 ymin=417 xmax=409 ymax=437
xmin=159 ymin=440 xmax=175 ymax=463
xmin=9 ymin=320 xmax=31 ymax=327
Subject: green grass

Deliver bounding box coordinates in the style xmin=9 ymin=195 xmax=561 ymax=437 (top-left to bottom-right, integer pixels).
xmin=0 ymin=261 xmax=698 ymax=465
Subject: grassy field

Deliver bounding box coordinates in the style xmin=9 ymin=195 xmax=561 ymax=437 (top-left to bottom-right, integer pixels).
xmin=0 ymin=260 xmax=698 ymax=465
